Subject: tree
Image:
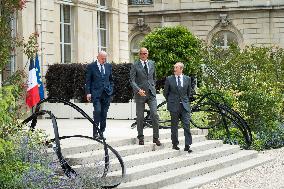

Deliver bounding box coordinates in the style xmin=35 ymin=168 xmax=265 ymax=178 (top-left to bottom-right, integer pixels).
xmin=141 ymin=25 xmax=203 ymax=82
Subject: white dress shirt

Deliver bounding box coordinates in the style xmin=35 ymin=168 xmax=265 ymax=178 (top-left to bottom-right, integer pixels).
xmin=97 ymin=61 xmax=105 ymax=74
xmin=175 ymin=74 xmax=183 ymax=87
xmin=140 ymin=59 xmax=149 ymax=74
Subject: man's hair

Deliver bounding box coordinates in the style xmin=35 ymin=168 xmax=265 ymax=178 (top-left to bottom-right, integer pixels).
xmin=175 ymin=62 xmax=184 ymax=69
xmin=98 ymin=51 xmax=107 ymax=56
xmin=139 ymin=47 xmax=148 ymax=54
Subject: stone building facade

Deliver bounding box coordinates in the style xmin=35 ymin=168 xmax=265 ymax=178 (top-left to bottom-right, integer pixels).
xmin=3 ymin=0 xmax=129 ymax=81
xmin=128 ymin=0 xmax=284 ymax=62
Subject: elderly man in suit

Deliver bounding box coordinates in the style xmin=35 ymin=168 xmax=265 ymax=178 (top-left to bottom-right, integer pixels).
xmin=86 ymin=51 xmax=114 ymax=138
xmin=130 ymin=47 xmax=161 ymax=146
xmin=163 ymin=62 xmax=193 ymax=153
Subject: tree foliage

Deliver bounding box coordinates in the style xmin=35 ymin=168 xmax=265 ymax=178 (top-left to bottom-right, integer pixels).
xmin=201 ymin=45 xmax=284 ymax=150
xmin=141 ymin=25 xmax=203 ymax=80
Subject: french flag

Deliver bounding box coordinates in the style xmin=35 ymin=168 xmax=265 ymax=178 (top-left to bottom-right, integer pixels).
xmin=26 ymin=58 xmax=40 ymax=108
xmin=35 ymin=54 xmax=44 ymax=100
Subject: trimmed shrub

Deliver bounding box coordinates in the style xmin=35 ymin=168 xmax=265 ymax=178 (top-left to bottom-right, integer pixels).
xmin=111 ymin=63 xmax=133 ymax=103
xmin=45 ymin=63 xmax=83 ymax=101
xmin=141 ymin=25 xmax=203 ymax=90
xmin=45 ymin=63 xmax=133 ymax=103
xmin=73 ymin=64 xmax=88 ymax=101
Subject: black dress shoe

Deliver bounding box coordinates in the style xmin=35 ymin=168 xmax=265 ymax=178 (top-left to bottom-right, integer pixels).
xmin=93 ymin=134 xmax=98 ymax=139
xmin=187 ymin=149 xmax=193 ymax=153
xmin=139 ymin=139 xmax=144 ymax=145
xmin=172 ymin=145 xmax=180 ymax=150
xmin=93 ymin=135 xmax=105 ymax=140
xmin=184 ymin=145 xmax=193 ymax=153
xmin=153 ymin=138 xmax=161 ymax=146
xmin=97 ymin=136 xmax=106 ymax=140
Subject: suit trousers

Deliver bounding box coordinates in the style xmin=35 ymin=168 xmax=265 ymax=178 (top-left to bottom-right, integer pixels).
xmin=92 ymin=91 xmax=111 ymax=136
xmin=135 ymin=91 xmax=159 ymax=140
xmin=170 ymin=103 xmax=192 ymax=146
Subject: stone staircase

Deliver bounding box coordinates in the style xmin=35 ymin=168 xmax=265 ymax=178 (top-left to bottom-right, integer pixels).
xmin=61 ymin=129 xmax=272 ymax=189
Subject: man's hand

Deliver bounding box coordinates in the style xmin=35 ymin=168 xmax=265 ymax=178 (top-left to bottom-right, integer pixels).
xmin=86 ymin=94 xmax=92 ymax=102
xmin=138 ymin=89 xmax=146 ymax=97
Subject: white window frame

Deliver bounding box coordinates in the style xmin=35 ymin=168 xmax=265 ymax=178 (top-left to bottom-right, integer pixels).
xmin=10 ymin=13 xmax=17 ymax=74
xmin=2 ymin=13 xmax=17 ymax=82
xmin=97 ymin=0 xmax=108 ymax=52
xmin=98 ymin=0 xmax=106 ymax=7
xmin=60 ymin=4 xmax=72 ymax=63
xmin=130 ymin=34 xmax=145 ymax=62
xmin=129 ymin=0 xmax=153 ymax=5
xmin=212 ymin=31 xmax=238 ymax=49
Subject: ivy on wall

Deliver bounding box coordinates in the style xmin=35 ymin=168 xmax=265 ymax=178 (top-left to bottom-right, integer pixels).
xmin=0 ymin=0 xmax=27 ymax=71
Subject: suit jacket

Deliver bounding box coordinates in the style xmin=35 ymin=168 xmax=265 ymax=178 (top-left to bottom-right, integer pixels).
xmin=163 ymin=75 xmax=192 ymax=112
xmin=85 ymin=61 xmax=114 ymax=99
xmin=130 ymin=60 xmax=157 ymax=98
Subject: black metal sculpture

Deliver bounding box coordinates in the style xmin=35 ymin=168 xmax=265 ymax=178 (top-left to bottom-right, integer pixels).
xmin=22 ymin=97 xmax=125 ymax=188
xmin=131 ymin=93 xmax=252 ymax=149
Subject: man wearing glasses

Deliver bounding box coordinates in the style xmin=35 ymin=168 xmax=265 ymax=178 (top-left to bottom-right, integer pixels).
xmin=130 ymin=47 xmax=161 ymax=146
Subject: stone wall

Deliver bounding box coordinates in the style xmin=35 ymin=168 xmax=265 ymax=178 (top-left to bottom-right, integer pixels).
xmin=17 ymin=0 xmax=129 ymax=78
xmin=129 ymin=0 xmax=284 ymax=50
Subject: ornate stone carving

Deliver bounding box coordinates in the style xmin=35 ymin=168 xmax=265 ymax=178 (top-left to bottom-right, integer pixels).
xmin=219 ymin=14 xmax=230 ymax=27
xmin=131 ymin=17 xmax=151 ymax=32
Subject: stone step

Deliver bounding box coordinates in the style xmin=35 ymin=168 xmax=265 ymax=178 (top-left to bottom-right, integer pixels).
xmin=160 ymin=154 xmax=273 ymax=189
xmin=66 ymin=135 xmax=207 ymax=165
xmin=55 ymin=128 xmax=205 ymax=155
xmin=48 ymin=126 xmax=270 ymax=189
xmin=110 ymin=144 xmax=240 ymax=182
xmin=117 ymin=150 xmax=258 ymax=189
xmin=73 ymin=139 xmax=227 ymax=172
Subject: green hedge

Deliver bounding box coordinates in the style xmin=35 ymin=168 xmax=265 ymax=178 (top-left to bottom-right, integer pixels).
xmin=45 ymin=63 xmax=133 ymax=103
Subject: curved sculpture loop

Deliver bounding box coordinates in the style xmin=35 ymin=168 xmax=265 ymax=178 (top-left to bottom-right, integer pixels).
xmin=190 ymin=93 xmax=252 ymax=148
xmin=22 ymin=97 xmax=125 ymax=188
xmin=131 ymin=93 xmax=252 ymax=149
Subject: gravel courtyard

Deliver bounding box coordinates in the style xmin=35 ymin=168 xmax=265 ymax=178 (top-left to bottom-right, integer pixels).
xmin=198 ymin=147 xmax=284 ymax=189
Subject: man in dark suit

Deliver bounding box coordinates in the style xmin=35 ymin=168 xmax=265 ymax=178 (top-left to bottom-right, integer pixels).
xmin=85 ymin=51 xmax=114 ymax=138
xmin=163 ymin=62 xmax=193 ymax=153
xmin=130 ymin=47 xmax=161 ymax=146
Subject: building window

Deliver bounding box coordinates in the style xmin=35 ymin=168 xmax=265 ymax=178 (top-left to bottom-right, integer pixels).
xmin=97 ymin=0 xmax=108 ymax=52
xmin=60 ymin=4 xmax=72 ymax=63
xmin=98 ymin=0 xmax=106 ymax=6
xmin=130 ymin=34 xmax=145 ymax=62
xmin=128 ymin=0 xmax=153 ymax=5
xmin=2 ymin=13 xmax=17 ymax=82
xmin=212 ymin=30 xmax=238 ymax=49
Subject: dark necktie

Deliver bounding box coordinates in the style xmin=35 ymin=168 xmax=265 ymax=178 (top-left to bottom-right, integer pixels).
xmin=100 ymin=64 xmax=104 ymax=76
xmin=178 ymin=76 xmax=181 ymax=87
xmin=144 ymin=61 xmax=148 ymax=75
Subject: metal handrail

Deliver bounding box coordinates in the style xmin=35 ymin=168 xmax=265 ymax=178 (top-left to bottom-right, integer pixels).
xmin=131 ymin=93 xmax=252 ymax=148
xmin=190 ymin=93 xmax=252 ymax=148
xmin=22 ymin=97 xmax=125 ymax=188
